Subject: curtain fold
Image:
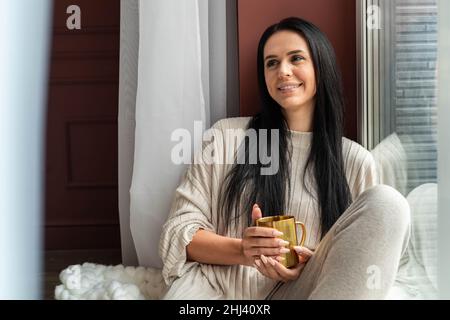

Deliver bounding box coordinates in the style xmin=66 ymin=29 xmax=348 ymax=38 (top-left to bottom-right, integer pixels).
xmin=130 ymin=0 xmax=206 ymax=268
xmin=119 ymin=0 xmax=236 ymax=268
xmin=118 ymin=0 xmax=139 ymax=266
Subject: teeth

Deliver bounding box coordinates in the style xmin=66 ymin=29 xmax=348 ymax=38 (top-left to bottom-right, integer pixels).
xmin=279 ymin=84 xmax=301 ymax=90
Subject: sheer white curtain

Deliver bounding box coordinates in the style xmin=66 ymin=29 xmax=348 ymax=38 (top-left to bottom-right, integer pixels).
xmin=119 ymin=0 xmax=237 ymax=267
xmin=118 ymin=0 xmax=139 ymax=266
xmin=130 ymin=0 xmax=206 ymax=269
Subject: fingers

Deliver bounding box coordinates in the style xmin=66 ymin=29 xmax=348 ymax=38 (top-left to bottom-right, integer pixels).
xmin=247 ymin=246 xmax=291 ymax=257
xmin=251 ymin=203 xmax=262 ymax=224
xmin=254 ymin=255 xmax=283 ymax=281
xmin=242 ymin=221 xmax=288 ymax=263
xmin=272 ymin=258 xmax=305 ymax=281
xmin=294 ymin=246 xmax=314 ymax=256
xmin=293 ymin=246 xmax=314 ymax=263
xmin=273 ymin=255 xmax=285 ymax=262
xmin=248 ymin=254 xmax=283 ymax=268
xmin=255 ymin=255 xmax=303 ymax=282
xmin=245 ymin=226 xmax=283 ymax=238
xmin=242 ymin=236 xmax=290 ymax=257
xmin=247 ymin=237 xmax=289 ymax=249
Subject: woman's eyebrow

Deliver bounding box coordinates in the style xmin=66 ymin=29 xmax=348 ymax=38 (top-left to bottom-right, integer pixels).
xmin=264 ymin=49 xmax=306 ymax=61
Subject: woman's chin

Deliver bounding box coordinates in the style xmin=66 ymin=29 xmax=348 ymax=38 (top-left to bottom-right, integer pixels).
xmin=279 ymin=101 xmax=304 ymax=111
xmin=277 ymin=97 xmax=315 ymax=113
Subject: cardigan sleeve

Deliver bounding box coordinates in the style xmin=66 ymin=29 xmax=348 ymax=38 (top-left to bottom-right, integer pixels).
xmin=158 ymin=122 xmax=224 ymax=286
xmin=351 ymin=149 xmax=379 ymax=199
xmin=343 ymin=140 xmax=379 ymax=201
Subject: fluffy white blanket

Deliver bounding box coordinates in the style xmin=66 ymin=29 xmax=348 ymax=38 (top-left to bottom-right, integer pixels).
xmin=54 ymin=263 xmax=167 ymax=300
xmin=55 ymin=261 xmax=435 ymax=300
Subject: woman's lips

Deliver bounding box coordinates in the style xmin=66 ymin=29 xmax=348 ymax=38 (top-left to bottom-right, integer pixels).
xmin=278 ymin=83 xmax=303 ymax=93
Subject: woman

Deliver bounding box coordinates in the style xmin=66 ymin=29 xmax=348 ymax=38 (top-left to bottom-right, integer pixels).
xmin=159 ymin=17 xmax=410 ymax=299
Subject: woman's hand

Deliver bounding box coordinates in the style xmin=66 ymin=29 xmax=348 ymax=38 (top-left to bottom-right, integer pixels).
xmin=241 ymin=204 xmax=290 ymax=266
xmin=253 ymin=246 xmax=314 ymax=282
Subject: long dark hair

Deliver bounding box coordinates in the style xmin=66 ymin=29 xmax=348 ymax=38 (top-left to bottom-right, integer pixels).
xmin=218 ymin=17 xmax=352 ymax=239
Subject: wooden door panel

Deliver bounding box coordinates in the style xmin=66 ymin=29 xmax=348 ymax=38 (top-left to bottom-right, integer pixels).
xmin=52 ymin=32 xmax=119 ymax=53
xmin=45 ymin=0 xmax=120 ymax=250
xmin=51 ymin=59 xmax=118 ymax=81
xmin=48 ymin=85 xmax=119 ymax=113
xmin=66 ymin=120 xmax=117 ymax=187
xmin=52 ymin=0 xmax=120 ymax=28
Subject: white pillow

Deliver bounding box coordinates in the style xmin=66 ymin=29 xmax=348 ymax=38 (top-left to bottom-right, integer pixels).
xmin=406 ymin=183 xmax=437 ymax=289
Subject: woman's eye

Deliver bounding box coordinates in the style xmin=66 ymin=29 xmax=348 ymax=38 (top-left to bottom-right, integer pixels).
xmin=266 ymin=60 xmax=277 ymax=68
xmin=292 ymin=55 xmax=305 ymax=62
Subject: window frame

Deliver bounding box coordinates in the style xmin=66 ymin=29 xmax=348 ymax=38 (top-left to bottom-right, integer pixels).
xmin=358 ymin=0 xmax=450 ymax=299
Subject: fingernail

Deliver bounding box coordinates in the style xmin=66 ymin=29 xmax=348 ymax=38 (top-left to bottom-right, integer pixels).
xmin=280 ymin=248 xmax=290 ymax=254
xmin=260 ymin=255 xmax=268 ymax=264
xmin=293 ymin=246 xmax=303 ymax=253
xmin=278 ymin=239 xmax=290 ymax=247
xmin=253 ymin=204 xmax=259 ymax=209
xmin=273 ymin=230 xmax=283 ymax=237
xmin=268 ymin=258 xmax=276 ymax=266
xmin=254 ymin=260 xmax=261 ymax=267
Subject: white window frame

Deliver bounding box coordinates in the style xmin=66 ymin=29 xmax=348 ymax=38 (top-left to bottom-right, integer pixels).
xmin=358 ymin=0 xmax=450 ymax=299
xmin=357 ymin=0 xmax=391 ymax=150
xmin=437 ymin=0 xmax=450 ymax=300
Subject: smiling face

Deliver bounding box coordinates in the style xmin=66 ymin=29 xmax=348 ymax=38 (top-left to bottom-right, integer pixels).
xmin=263 ymin=30 xmax=317 ymax=119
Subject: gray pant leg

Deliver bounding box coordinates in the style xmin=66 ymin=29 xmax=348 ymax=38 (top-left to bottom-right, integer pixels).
xmin=271 ymin=184 xmax=411 ymax=299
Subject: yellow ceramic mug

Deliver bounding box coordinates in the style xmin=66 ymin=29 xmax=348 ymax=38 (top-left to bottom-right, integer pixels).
xmin=256 ymin=215 xmax=306 ymax=268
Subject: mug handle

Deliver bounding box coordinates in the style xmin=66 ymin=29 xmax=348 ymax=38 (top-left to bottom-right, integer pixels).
xmin=295 ymin=221 xmax=306 ymax=246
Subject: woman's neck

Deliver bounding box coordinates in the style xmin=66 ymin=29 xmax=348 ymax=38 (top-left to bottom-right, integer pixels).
xmin=282 ymin=105 xmax=314 ymax=132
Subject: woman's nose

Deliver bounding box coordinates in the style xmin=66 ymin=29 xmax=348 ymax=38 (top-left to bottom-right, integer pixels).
xmin=278 ymin=61 xmax=292 ymax=78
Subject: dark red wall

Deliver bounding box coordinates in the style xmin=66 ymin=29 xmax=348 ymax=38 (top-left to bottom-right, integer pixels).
xmin=237 ymin=0 xmax=357 ymax=139
xmin=45 ymin=0 xmax=120 ymax=250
